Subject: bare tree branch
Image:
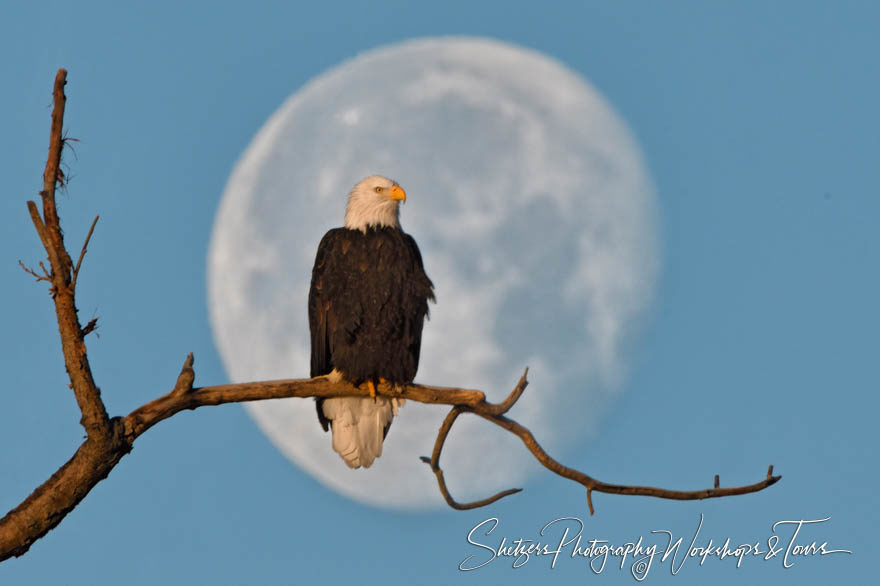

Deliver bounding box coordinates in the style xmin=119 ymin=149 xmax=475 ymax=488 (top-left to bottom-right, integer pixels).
xmin=28 ymin=69 xmax=110 ymax=438
xmin=475 ymin=408 xmax=780 ymax=515
xmin=1 ymin=68 xmax=781 ymax=564
xmin=121 ymin=372 xmax=489 ymax=440
xmin=417 ymin=369 xmax=780 ymax=514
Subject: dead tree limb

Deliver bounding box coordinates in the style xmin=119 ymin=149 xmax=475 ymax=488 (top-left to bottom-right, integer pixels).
xmin=33 ymin=69 xmax=111 ymax=437
xmin=1 ymin=69 xmax=780 ymax=563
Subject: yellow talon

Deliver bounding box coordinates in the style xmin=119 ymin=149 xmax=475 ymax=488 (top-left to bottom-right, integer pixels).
xmin=367 ymin=380 xmax=377 ymax=398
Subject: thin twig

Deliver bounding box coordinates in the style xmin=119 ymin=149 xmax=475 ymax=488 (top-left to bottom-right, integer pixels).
xmin=72 ymin=215 xmax=98 ymax=289
xmin=420 ymin=407 xmax=522 ymax=509
xmin=18 ymin=260 xmax=51 ymax=282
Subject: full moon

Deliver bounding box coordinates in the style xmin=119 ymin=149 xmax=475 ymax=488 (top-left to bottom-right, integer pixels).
xmin=208 ymin=37 xmax=658 ymax=510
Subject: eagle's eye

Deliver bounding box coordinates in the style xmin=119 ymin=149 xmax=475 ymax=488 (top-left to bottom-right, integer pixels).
xmin=374 ymin=186 xmax=383 ymax=193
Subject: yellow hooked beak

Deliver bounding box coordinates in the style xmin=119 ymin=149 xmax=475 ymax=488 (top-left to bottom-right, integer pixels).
xmin=390 ymin=184 xmax=406 ymax=202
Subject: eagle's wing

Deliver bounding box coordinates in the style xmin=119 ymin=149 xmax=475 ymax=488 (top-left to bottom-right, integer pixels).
xmin=309 ymin=229 xmax=342 ymax=432
xmin=402 ymin=232 xmax=435 ymax=374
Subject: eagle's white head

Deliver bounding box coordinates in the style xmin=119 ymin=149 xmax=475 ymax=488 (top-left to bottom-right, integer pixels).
xmin=344 ymin=175 xmax=406 ymax=233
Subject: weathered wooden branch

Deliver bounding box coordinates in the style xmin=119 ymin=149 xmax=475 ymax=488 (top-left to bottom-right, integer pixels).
xmin=34 ymin=69 xmax=111 ymax=438
xmin=418 ymin=370 xmax=780 ymax=513
xmin=1 ymin=68 xmax=781 ymax=564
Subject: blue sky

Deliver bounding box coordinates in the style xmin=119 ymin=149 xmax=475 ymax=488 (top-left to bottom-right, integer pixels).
xmin=1 ymin=1 xmax=876 ymax=584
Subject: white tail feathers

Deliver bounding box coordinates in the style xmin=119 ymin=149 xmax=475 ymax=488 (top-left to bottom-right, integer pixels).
xmin=321 ymin=396 xmax=405 ymax=468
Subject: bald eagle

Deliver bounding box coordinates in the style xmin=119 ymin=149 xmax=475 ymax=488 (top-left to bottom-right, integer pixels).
xmin=309 ymin=176 xmax=435 ymax=468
